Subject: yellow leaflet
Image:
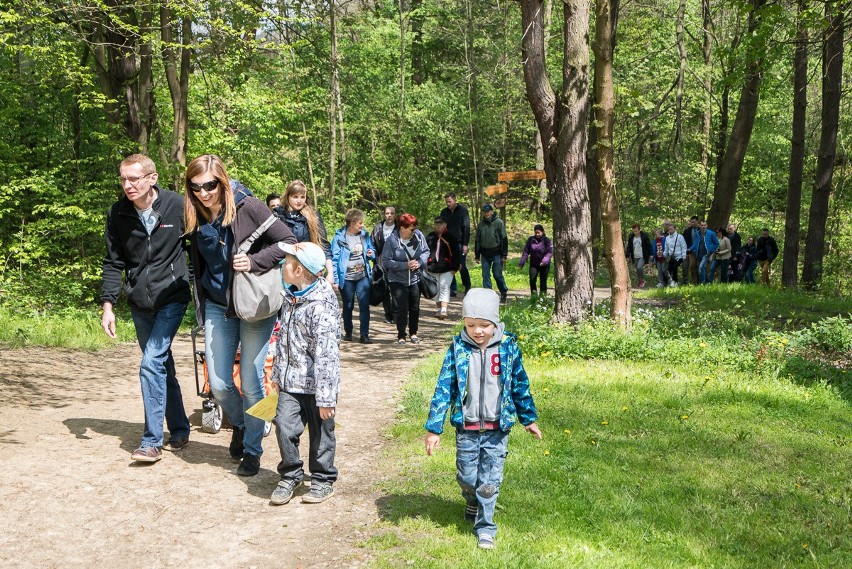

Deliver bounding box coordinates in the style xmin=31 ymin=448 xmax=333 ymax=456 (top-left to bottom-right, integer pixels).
xmin=246 ymin=391 xmax=279 ymax=421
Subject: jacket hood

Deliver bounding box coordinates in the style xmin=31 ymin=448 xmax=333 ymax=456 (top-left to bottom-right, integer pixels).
xmin=231 ymin=180 xmax=253 ymax=205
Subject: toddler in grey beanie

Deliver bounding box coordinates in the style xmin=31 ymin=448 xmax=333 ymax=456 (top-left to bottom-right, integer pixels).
xmin=462 ymin=288 xmax=500 ymax=325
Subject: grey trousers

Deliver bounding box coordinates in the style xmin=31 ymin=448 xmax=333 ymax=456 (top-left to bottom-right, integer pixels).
xmin=274 ymin=391 xmax=338 ymax=485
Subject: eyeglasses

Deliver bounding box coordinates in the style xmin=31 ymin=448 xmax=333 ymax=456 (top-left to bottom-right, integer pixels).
xmin=119 ymin=173 xmax=152 ymax=185
xmin=188 ymin=180 xmax=219 ymax=193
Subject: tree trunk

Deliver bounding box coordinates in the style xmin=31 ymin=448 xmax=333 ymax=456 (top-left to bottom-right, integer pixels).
xmin=328 ymin=2 xmax=339 ymax=204
xmin=699 ymin=0 xmax=713 ymax=201
xmin=801 ymin=1 xmax=845 ymax=287
xmin=160 ymin=2 xmax=191 ymax=186
xmin=782 ymin=0 xmax=808 ymax=289
xmin=672 ymin=0 xmax=686 ymax=158
xmin=138 ymin=7 xmax=154 ymax=153
xmin=411 ymin=0 xmax=426 ymax=167
xmin=464 ymin=0 xmax=484 ymax=195
xmin=707 ymin=0 xmax=767 ymax=229
xmin=593 ymin=0 xmax=630 ymax=328
xmin=536 ymin=0 xmax=552 ymax=217
xmin=521 ymin=0 xmax=594 ymax=325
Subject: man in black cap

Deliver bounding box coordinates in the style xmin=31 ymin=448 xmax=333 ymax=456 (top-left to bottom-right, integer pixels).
xmin=440 ymin=192 xmax=471 ymax=295
xmin=474 ymin=203 xmax=509 ymax=302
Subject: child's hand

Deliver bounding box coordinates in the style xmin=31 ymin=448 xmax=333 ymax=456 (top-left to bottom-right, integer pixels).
xmin=425 ymin=433 xmax=441 ymax=455
xmin=525 ymin=423 xmax=542 ymax=439
xmin=319 ymin=407 xmax=336 ymax=421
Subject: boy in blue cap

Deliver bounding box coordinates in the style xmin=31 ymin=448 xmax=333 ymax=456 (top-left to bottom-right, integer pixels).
xmin=270 ymin=241 xmax=341 ymax=504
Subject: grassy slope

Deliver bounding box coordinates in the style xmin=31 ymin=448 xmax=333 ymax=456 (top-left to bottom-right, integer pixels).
xmin=365 ymin=287 xmax=851 ymax=568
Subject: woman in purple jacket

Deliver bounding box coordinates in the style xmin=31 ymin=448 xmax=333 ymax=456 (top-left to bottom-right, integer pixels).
xmin=518 ymin=224 xmax=553 ymax=295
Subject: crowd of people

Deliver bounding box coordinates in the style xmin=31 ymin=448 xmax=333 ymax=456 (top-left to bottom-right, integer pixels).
xmin=625 ymin=217 xmax=780 ymax=288
xmin=100 ymin=153 xmax=544 ymax=550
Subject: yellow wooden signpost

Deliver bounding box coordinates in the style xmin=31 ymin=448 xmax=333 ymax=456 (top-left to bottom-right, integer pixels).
xmin=485 ymin=171 xmax=546 ymax=229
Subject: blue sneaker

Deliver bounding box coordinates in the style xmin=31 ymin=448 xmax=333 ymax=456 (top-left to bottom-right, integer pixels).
xmin=477 ymin=534 xmax=495 ymax=549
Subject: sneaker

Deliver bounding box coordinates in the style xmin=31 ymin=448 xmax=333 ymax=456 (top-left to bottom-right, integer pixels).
xmin=270 ymin=478 xmax=299 ymax=505
xmin=434 ymin=309 xmax=442 ymax=318
xmin=656 ymin=282 xmax=664 ymax=289
xmin=343 ymin=333 xmax=353 ymax=341
xmin=131 ymin=446 xmax=162 ymax=463
xmin=669 ymin=281 xmax=678 ymax=288
xmin=383 ymin=316 xmax=394 ymax=324
xmin=464 ymin=503 xmax=478 ymax=522
xmin=359 ymin=335 xmax=372 ymax=344
xmin=163 ymin=436 xmax=189 ymax=452
xmin=500 ymin=292 xmax=508 ymax=303
xmin=409 ymin=335 xmax=421 ymax=344
xmin=477 ymin=534 xmax=495 ymax=550
xmin=229 ymin=426 xmax=245 ymax=461
xmin=450 ymin=290 xmax=458 ymax=298
xmin=236 ymin=453 xmax=260 ymax=476
xmin=437 ymin=309 xmax=448 ymax=320
xmin=302 ymin=483 xmax=334 ymax=503
xmin=397 ymin=338 xmax=407 ymax=345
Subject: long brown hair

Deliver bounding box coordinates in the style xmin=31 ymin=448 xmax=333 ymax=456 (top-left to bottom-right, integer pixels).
xmin=285 ymin=179 xmax=321 ymax=245
xmin=184 ymin=154 xmax=236 ymax=234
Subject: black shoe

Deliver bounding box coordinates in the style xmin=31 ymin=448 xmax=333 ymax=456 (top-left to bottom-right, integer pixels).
xmin=343 ymin=333 xmax=353 ymax=341
xmin=236 ymin=453 xmax=260 ymax=476
xmin=359 ymin=335 xmax=372 ymax=344
xmin=450 ymin=290 xmax=458 ymax=297
xmin=383 ymin=316 xmax=394 ymax=324
xmin=163 ymin=436 xmax=189 ymax=452
xmin=229 ymin=426 xmax=245 ymax=461
xmin=500 ymin=292 xmax=508 ymax=303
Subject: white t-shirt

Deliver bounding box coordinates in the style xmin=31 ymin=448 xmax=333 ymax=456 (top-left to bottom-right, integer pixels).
xmin=632 ymin=236 xmax=643 ymax=259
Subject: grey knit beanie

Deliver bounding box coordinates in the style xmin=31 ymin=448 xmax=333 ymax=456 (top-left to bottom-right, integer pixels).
xmin=462 ymin=288 xmax=501 ymax=325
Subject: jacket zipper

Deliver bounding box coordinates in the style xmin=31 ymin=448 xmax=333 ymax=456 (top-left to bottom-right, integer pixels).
xmin=479 ymin=348 xmax=486 ymax=430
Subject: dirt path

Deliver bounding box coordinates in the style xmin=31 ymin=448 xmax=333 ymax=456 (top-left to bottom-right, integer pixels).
xmin=0 ymin=295 xmax=464 ymax=569
xmin=0 ymin=288 xmax=612 ymax=568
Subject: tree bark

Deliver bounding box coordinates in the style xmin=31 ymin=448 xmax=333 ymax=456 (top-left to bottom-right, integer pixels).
xmin=160 ymin=2 xmax=191 ymax=185
xmin=801 ymin=1 xmax=845 ymax=287
xmin=782 ymin=0 xmax=808 ymax=289
xmin=672 ymin=0 xmax=686 ymax=158
xmin=699 ymin=0 xmax=713 ymax=201
xmin=328 ymin=2 xmax=339 ymax=204
xmin=464 ymin=0 xmax=484 ymax=195
xmin=521 ymin=0 xmax=594 ymax=324
xmin=593 ymin=0 xmax=630 ymax=328
xmin=707 ymin=0 xmax=767 ymax=230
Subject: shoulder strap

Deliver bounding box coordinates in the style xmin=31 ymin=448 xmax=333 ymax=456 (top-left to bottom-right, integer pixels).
xmin=237 ymin=214 xmax=276 ymax=254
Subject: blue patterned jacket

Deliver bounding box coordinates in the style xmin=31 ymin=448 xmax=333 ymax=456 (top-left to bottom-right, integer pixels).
xmin=425 ymin=331 xmax=537 ymax=434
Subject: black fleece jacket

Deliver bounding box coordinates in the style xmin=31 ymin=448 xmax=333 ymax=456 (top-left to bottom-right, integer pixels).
xmin=100 ymin=187 xmax=191 ymax=311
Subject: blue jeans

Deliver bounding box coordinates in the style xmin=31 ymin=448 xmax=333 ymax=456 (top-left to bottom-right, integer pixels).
xmin=709 ymin=259 xmax=730 ymax=283
xmin=480 ymin=255 xmax=508 ymax=294
xmin=130 ymin=302 xmax=190 ymax=448
xmin=341 ymin=276 xmax=371 ymax=338
xmin=204 ymin=300 xmax=276 ymax=457
xmin=744 ymin=261 xmax=757 ymax=283
xmin=456 ymin=429 xmax=509 ymax=539
xmin=698 ymin=254 xmax=712 ymax=284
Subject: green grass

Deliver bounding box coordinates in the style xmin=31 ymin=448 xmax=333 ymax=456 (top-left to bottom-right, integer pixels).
xmin=366 ymin=287 xmax=851 ymax=568
xmin=0 ymin=305 xmax=197 ymax=350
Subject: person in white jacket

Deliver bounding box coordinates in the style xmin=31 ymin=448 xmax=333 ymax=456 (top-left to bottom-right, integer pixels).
xmin=664 ymin=222 xmax=687 ymax=288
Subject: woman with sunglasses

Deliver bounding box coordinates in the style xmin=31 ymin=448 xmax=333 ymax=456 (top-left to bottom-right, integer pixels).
xmin=184 ymin=154 xmax=296 ymax=477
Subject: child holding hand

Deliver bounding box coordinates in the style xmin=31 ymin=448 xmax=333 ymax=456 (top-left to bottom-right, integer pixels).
xmin=424 ymin=288 xmax=541 ymax=549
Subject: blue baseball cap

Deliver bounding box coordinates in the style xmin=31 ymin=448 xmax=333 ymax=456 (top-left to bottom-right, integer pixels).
xmin=279 ymin=242 xmax=326 ymax=276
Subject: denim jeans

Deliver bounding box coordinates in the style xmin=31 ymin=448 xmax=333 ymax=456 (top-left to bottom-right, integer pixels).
xmin=744 ymin=261 xmax=757 ymax=283
xmin=456 ymin=429 xmax=509 ymax=539
xmin=130 ymin=302 xmax=190 ymax=448
xmin=204 ymin=299 xmax=276 ymax=457
xmin=340 ymin=276 xmax=371 ymax=338
xmin=655 ymin=260 xmax=670 ymax=285
xmin=631 ymin=256 xmax=646 ymax=284
xmin=709 ymin=259 xmax=730 ymax=283
xmin=274 ymin=391 xmax=337 ymax=485
xmin=450 ymin=242 xmax=471 ymax=294
xmin=480 ymin=255 xmax=508 ymax=294
xmin=698 ymin=254 xmax=712 ymax=284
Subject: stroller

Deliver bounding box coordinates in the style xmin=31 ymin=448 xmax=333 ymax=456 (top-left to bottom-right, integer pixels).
xmin=192 ymin=324 xmax=278 ymax=436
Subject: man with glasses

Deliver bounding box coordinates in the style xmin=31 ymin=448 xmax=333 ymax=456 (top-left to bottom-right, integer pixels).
xmin=101 ymin=154 xmax=192 ymax=463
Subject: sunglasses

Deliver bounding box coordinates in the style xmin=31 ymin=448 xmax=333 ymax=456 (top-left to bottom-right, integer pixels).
xmin=188 ymin=180 xmax=219 ymax=193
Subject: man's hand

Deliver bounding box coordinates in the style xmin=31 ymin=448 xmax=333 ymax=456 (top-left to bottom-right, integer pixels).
xmin=319 ymin=407 xmax=335 ymax=421
xmin=407 ymin=260 xmax=419 ymax=270
xmin=501 ymin=257 xmax=507 ymax=265
xmin=425 ymin=433 xmax=441 ymax=455
xmin=462 ymin=245 xmax=469 ymax=255
xmin=101 ymin=303 xmax=116 ymax=339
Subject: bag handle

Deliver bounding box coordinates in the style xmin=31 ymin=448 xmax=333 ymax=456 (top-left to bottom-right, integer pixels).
xmin=237 ymin=215 xmax=277 ymax=255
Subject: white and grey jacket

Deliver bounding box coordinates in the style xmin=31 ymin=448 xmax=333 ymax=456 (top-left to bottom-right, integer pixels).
xmin=271 ymin=278 xmax=341 ymax=407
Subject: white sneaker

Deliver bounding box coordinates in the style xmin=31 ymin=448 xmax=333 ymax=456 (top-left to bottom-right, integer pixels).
xmin=669 ymin=281 xmax=678 ymax=288
xmin=656 ymin=283 xmax=664 ymax=289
